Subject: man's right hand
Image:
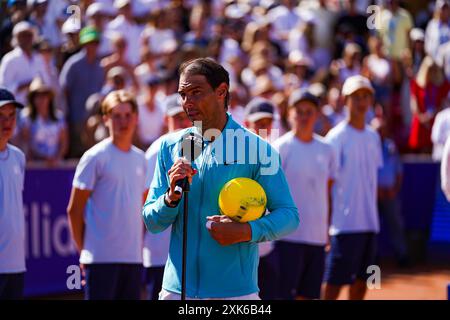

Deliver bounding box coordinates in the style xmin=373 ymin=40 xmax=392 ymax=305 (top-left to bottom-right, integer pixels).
xmin=167 ymin=158 xmax=197 ymax=202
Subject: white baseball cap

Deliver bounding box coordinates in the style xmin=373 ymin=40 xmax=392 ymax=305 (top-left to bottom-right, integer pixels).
xmin=410 ymin=28 xmax=425 ymax=42
xmin=12 ymin=21 xmax=36 ymax=37
xmin=342 ymin=75 xmax=374 ymax=96
xmin=62 ymin=18 xmax=81 ymax=34
xmin=86 ymin=3 xmax=108 ymax=18
xmin=114 ymin=0 xmax=131 ymax=9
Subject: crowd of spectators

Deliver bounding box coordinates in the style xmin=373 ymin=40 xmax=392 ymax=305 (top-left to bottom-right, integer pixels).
xmin=0 ymin=0 xmax=449 ymax=163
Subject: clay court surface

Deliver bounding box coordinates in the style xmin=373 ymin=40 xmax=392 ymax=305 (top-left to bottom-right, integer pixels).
xmin=339 ymin=262 xmax=450 ymax=300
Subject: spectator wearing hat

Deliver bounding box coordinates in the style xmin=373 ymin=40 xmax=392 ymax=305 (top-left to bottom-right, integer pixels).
xmin=60 ymin=17 xmax=81 ymax=67
xmin=425 ymin=0 xmax=450 ymax=61
xmin=106 ymin=0 xmax=143 ymax=66
xmin=0 ymin=21 xmax=46 ymax=106
xmin=324 ymin=75 xmax=383 ymax=300
xmin=0 ymin=88 xmax=26 ymax=299
xmin=85 ymin=2 xmax=114 ymax=59
xmin=399 ymin=28 xmax=426 ymax=133
xmin=59 ymin=26 xmax=105 ymax=158
xmin=143 ymin=93 xmax=190 ymax=300
xmin=19 ymin=77 xmax=67 ymax=166
xmin=102 ymin=66 xmax=129 ymax=96
xmin=274 ymin=88 xmax=336 ymax=300
xmin=408 ymin=28 xmax=426 ymax=76
xmin=284 ymin=50 xmax=314 ymax=95
xmin=244 ymin=97 xmax=275 ymax=142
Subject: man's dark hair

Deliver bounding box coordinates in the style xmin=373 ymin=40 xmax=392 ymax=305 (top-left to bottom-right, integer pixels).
xmin=179 ymin=58 xmax=230 ymax=110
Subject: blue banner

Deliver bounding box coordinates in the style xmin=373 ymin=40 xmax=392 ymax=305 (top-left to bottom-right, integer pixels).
xmin=23 ymin=168 xmax=81 ymax=297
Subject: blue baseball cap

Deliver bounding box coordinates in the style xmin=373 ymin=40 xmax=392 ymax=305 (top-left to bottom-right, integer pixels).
xmin=0 ymin=88 xmax=24 ymax=109
xmin=245 ymin=98 xmax=275 ymax=122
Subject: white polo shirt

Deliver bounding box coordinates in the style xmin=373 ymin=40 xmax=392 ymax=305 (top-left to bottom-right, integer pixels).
xmin=0 ymin=144 xmax=26 ymax=273
xmin=325 ymin=122 xmax=383 ymax=235
xmin=274 ymin=132 xmax=337 ymax=245
xmin=73 ymin=138 xmax=147 ymax=264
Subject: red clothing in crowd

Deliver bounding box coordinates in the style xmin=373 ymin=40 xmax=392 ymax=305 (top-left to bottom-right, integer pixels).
xmin=408 ymin=79 xmax=450 ymax=152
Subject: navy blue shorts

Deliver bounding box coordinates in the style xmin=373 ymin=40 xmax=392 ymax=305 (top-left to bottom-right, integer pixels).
xmin=145 ymin=266 xmax=164 ymax=300
xmin=258 ymin=248 xmax=280 ymax=300
xmin=0 ymin=273 xmax=24 ymax=300
xmin=276 ymin=241 xmax=326 ymax=300
xmin=84 ymin=264 xmax=142 ymax=300
xmin=324 ymin=232 xmax=377 ymax=285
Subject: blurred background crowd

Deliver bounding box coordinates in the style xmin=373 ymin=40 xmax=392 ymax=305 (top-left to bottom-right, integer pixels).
xmin=1 ymin=0 xmax=449 ymax=164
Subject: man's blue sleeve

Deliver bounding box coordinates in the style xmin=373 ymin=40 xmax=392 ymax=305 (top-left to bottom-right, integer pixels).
xmin=248 ymin=147 xmax=300 ymax=242
xmin=142 ymin=140 xmax=180 ymax=233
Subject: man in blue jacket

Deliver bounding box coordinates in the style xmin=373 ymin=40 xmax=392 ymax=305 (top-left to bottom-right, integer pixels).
xmin=142 ymin=58 xmax=299 ymax=300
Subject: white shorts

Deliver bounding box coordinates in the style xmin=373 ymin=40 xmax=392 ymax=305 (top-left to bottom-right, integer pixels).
xmin=159 ymin=288 xmax=261 ymax=300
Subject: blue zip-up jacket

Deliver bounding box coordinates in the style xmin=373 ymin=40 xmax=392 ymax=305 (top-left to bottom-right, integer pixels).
xmin=142 ymin=115 xmax=299 ymax=298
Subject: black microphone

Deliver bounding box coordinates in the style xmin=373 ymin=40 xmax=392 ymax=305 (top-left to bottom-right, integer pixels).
xmin=174 ymin=132 xmax=204 ymax=195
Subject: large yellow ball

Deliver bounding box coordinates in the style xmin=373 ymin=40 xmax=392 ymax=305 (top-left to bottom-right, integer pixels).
xmin=218 ymin=177 xmax=267 ymax=223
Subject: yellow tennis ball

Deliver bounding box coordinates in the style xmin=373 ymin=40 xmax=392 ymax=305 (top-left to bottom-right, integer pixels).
xmin=218 ymin=177 xmax=267 ymax=223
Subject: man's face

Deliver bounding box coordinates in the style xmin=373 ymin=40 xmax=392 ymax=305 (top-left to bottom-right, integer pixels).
xmin=17 ymin=31 xmax=34 ymax=50
xmin=178 ymin=73 xmax=226 ymax=128
xmin=245 ymin=117 xmax=273 ymax=140
xmin=103 ymin=102 xmax=137 ymax=140
xmin=289 ymin=100 xmax=317 ymax=131
xmin=84 ymin=41 xmax=99 ymax=54
xmin=0 ymin=104 xmax=17 ymax=142
xmin=346 ymin=89 xmax=373 ymax=118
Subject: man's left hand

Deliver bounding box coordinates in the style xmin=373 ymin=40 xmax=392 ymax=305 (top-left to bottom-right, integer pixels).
xmin=206 ymin=215 xmax=252 ymax=246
